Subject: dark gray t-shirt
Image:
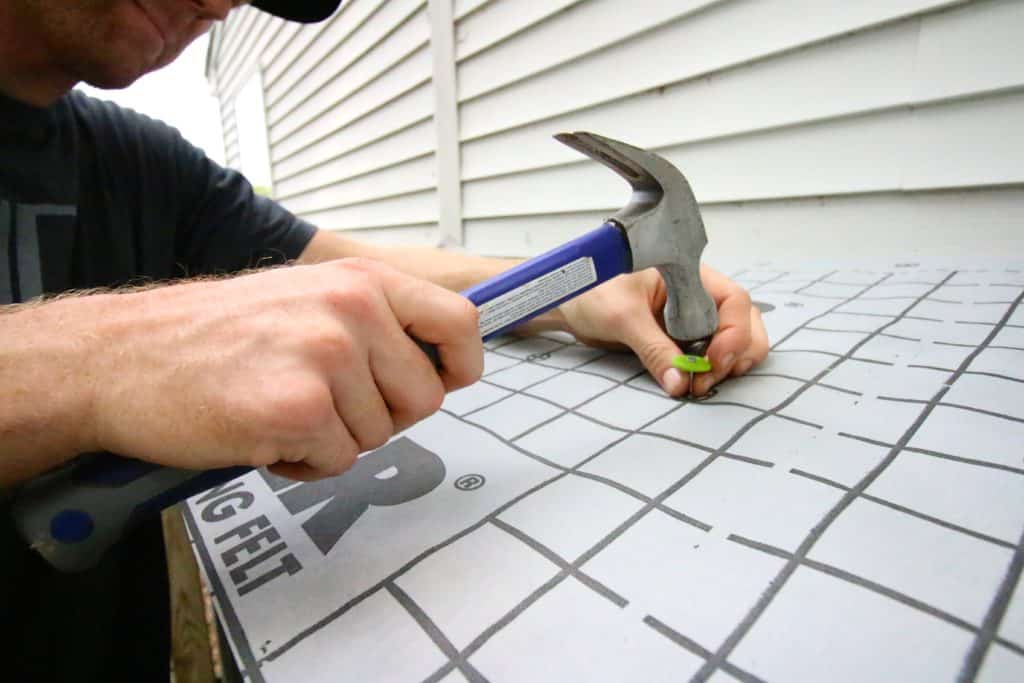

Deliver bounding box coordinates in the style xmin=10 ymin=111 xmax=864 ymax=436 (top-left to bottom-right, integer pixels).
xmin=0 ymin=90 xmax=317 ymax=681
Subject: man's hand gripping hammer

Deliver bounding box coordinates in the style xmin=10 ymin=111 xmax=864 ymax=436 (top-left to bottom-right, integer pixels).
xmin=12 ymin=131 xmax=718 ymax=572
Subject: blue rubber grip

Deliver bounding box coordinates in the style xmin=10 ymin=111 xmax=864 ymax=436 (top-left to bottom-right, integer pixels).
xmin=132 ymin=466 xmax=253 ymax=518
xmin=463 ymin=222 xmax=631 ymax=340
xmin=17 ymin=221 xmax=632 ymax=570
xmin=12 ymin=453 xmax=255 ymax=571
xmin=69 ymin=451 xmax=249 ymax=502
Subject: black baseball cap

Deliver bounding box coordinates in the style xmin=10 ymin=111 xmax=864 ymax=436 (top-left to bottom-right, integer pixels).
xmin=252 ymin=0 xmax=343 ymax=23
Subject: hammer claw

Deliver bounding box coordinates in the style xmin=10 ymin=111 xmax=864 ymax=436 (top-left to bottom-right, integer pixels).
xmin=554 ymin=132 xmax=652 ymax=187
xmin=556 ymin=131 xmax=719 ymax=347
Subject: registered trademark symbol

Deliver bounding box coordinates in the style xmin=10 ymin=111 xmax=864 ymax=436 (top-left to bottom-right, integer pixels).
xmin=455 ymin=474 xmax=486 ymax=491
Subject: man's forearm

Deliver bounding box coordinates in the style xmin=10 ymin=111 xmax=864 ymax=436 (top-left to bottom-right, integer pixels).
xmin=297 ymin=229 xmax=515 ymax=289
xmin=1 ymin=297 xmax=102 ymax=486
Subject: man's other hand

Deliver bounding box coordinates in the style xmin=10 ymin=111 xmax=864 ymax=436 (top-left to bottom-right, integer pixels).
xmin=558 ymin=264 xmax=769 ymax=397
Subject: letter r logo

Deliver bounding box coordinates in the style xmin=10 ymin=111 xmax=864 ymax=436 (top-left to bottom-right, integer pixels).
xmin=259 ymin=437 xmax=446 ymax=554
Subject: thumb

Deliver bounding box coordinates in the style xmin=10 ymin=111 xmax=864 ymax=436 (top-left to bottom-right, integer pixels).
xmin=622 ymin=315 xmax=690 ymax=398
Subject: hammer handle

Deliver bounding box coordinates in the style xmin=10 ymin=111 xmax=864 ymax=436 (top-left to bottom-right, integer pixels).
xmin=13 ymin=222 xmax=632 ymax=571
xmin=463 ymin=221 xmax=631 ymax=339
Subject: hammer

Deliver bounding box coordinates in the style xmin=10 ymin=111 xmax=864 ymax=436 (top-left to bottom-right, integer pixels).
xmin=11 ymin=132 xmax=718 ymax=571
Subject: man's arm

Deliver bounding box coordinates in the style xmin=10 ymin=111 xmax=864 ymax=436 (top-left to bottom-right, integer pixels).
xmin=298 ymin=231 xmax=571 ymax=334
xmin=297 ymin=229 xmax=769 ymax=396
xmin=0 ymin=298 xmax=104 ymax=486
xmin=0 ymin=261 xmax=482 ymax=487
xmin=298 ymin=229 xmax=519 ymax=293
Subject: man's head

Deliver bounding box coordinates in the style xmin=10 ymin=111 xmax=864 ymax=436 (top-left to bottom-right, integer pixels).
xmin=0 ymin=0 xmax=342 ymax=105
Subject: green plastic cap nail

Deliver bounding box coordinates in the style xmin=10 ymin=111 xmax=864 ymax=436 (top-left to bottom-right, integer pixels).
xmin=672 ymin=354 xmax=712 ymax=373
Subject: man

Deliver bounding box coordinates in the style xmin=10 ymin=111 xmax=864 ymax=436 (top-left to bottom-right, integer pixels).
xmin=0 ymin=0 xmax=769 ymax=680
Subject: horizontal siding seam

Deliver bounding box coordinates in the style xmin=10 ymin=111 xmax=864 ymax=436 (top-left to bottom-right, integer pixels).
xmin=455 ymin=0 xmax=968 ymax=110
xmin=268 ymin=39 xmax=429 ymax=138
xmin=453 ymin=0 xmax=497 ymax=23
xmin=259 ymin=20 xmax=293 ymax=70
xmin=215 ymin=8 xmax=261 ymax=83
xmin=460 ymin=184 xmax=1024 ymax=221
xmin=453 ymin=0 xmax=590 ymax=63
xmin=262 ymin=30 xmax=315 ymax=91
xmin=456 ymin=0 xmax=722 ymax=102
xmin=272 ymin=117 xmax=433 ymax=184
xmin=216 ymin=7 xmax=245 ymax=61
xmin=274 ymin=151 xmax=435 ymax=202
xmin=460 ymin=84 xmax=1024 ymax=183
xmin=456 ymin=7 xmax=1005 ymax=146
xmin=221 ymin=13 xmax=269 ymax=79
xmin=699 ymin=182 xmax=1024 ymax=207
xmin=204 ymin=23 xmax=222 ymax=77
xmin=268 ymin=14 xmax=431 ymax=134
xmin=271 ymin=82 xmax=433 ymax=165
xmin=288 ymin=184 xmax=439 ymax=214
xmin=217 ymin=16 xmax=275 ymax=100
xmin=319 ymin=221 xmax=438 ymax=233
xmin=264 ymin=0 xmax=419 ymax=109
xmin=262 ymin=0 xmax=362 ymax=93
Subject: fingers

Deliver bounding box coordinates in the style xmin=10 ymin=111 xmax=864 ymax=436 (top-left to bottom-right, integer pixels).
xmin=366 ymin=313 xmax=449 ymax=434
xmin=328 ymin=334 xmax=395 ymax=452
xmin=693 ymin=282 xmax=753 ymax=395
xmin=311 ymin=259 xmax=481 ymax=476
xmin=578 ymin=265 xmax=770 ymax=399
xmin=268 ymin=461 xmax=335 ymax=482
xmin=691 ymin=266 xmax=771 ymax=395
xmin=378 ymin=268 xmax=483 ymax=393
xmin=621 ymin=312 xmax=691 ymax=398
xmin=742 ymin=305 xmax=770 ymax=370
xmin=271 ymin=403 xmax=361 ymax=480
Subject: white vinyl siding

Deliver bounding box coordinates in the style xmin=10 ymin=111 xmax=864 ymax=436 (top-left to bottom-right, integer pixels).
xmin=207 ymin=0 xmax=1024 ymax=259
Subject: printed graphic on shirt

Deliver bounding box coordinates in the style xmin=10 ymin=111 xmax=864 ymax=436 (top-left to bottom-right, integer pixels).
xmin=0 ymin=199 xmax=76 ymax=304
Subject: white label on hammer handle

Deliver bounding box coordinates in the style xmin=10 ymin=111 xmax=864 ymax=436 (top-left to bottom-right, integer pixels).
xmin=477 ymin=257 xmax=598 ymax=337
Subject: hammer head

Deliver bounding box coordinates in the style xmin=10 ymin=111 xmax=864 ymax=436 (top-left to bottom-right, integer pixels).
xmin=555 ymin=132 xmax=718 ymax=349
